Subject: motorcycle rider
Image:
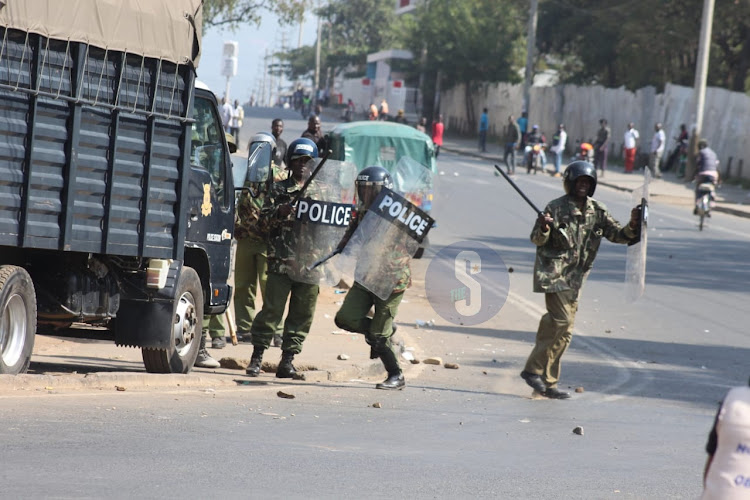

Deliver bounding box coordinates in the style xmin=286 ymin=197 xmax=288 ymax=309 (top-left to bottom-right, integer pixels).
xmin=524 ymin=125 xmax=546 ymax=172
xmin=693 ymin=139 xmax=719 ymax=214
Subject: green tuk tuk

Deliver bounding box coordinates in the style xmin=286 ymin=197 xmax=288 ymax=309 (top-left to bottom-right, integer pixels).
xmin=327 ymin=121 xmax=437 ymax=257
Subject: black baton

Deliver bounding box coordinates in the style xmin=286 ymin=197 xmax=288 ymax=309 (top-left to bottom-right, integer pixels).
xmin=494 ymin=164 xmax=545 ymax=217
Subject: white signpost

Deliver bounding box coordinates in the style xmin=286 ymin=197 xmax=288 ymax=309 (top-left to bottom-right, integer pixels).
xmin=222 ymin=41 xmax=238 ymax=100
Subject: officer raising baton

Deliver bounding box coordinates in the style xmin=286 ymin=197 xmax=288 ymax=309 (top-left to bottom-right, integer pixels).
xmin=497 ymin=161 xmax=642 ymax=399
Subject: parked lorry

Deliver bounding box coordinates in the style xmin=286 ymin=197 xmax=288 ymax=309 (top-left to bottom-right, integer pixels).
xmin=0 ymin=0 xmax=238 ymax=374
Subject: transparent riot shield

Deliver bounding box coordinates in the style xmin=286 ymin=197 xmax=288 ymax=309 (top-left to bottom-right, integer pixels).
xmin=286 ymin=159 xmax=358 ymax=286
xmin=334 ymin=156 xmax=436 ymax=300
xmin=624 ymin=169 xmax=650 ymax=302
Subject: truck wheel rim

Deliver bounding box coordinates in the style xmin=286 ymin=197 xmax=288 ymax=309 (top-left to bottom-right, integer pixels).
xmin=1 ymin=294 xmax=27 ymax=367
xmin=173 ymin=292 xmax=197 ymax=356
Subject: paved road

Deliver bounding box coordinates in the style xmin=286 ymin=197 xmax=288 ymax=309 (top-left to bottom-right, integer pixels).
xmin=6 ymin=122 xmax=748 ymax=498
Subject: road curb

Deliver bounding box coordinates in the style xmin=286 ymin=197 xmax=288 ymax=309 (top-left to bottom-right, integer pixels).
xmin=0 ymin=359 xmax=398 ymax=395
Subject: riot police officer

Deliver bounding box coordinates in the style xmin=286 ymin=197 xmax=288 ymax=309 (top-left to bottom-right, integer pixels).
xmin=246 ymin=138 xmax=320 ymax=379
xmin=334 ymin=166 xmax=408 ymax=390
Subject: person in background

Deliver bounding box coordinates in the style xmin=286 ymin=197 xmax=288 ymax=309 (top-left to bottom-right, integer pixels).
xmin=394 ymin=109 xmax=407 ymax=124
xmin=368 ymin=103 xmax=378 ymax=121
xmin=550 ymin=123 xmax=567 ymax=177
xmin=478 ymin=107 xmax=489 ymax=152
xmin=593 ymin=118 xmax=611 ymax=177
xmin=431 ymin=114 xmax=444 ymax=158
xmin=693 ymin=139 xmax=720 ymax=209
xmin=503 ymin=115 xmax=521 ymax=175
xmin=379 ymin=99 xmax=389 ymax=121
xmin=230 ymin=100 xmax=244 ymax=145
xmin=220 ymin=96 xmax=233 ymax=133
xmin=622 ymin=122 xmax=639 ymax=173
xmin=271 ymin=118 xmax=287 ymax=169
xmin=301 ymin=115 xmax=327 ymax=151
xmin=675 ymin=124 xmax=689 ymax=178
xmin=416 ymin=117 xmax=427 ymax=133
xmin=701 ymin=377 xmax=750 ymax=499
xmin=517 ymin=111 xmax=528 ymax=150
xmin=649 ymin=122 xmax=665 ymax=179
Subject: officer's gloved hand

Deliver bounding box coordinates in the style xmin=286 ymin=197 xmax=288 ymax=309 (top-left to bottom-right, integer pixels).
xmin=629 ymin=205 xmax=642 ymax=229
xmin=278 ymin=203 xmax=294 ymax=218
xmin=538 ymin=212 xmax=554 ymax=232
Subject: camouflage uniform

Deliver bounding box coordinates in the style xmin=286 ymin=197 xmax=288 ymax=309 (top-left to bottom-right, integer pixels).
xmin=524 ymin=195 xmax=636 ymax=389
xmin=204 ymin=165 xmax=288 ymax=341
xmin=334 ymin=212 xmax=410 ymax=353
xmin=249 ymin=176 xmax=320 ymax=354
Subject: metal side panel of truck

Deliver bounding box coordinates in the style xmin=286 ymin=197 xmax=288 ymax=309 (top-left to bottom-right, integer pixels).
xmin=0 ymin=2 xmax=235 ymax=375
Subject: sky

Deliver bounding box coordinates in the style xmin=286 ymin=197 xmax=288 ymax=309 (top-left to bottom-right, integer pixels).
xmin=198 ymin=9 xmax=318 ymax=104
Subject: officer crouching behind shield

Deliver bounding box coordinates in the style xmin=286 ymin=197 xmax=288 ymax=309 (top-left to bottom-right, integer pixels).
xmin=334 ymin=166 xmax=409 ymax=390
xmin=520 ymin=161 xmax=642 ymax=399
xmin=245 ymin=138 xmax=320 ymax=379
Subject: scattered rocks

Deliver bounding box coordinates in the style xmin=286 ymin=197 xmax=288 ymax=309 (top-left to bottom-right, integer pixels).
xmin=575 ymin=386 xmax=585 ymax=393
xmin=423 ymin=357 xmax=443 ymax=365
xmin=573 ymin=426 xmax=584 ymax=436
xmin=409 ymin=359 xmax=421 ymax=364
xmin=220 ymin=357 xmax=248 ymax=370
xmin=276 ymin=391 xmax=295 ymax=399
xmin=507 ymin=267 xmax=514 ymax=273
xmin=115 ymin=386 xmax=126 ymax=392
xmin=372 ymin=402 xmax=382 ymax=408
xmin=337 ymin=354 xmax=350 ymax=360
xmin=444 ymin=363 xmax=459 ymax=370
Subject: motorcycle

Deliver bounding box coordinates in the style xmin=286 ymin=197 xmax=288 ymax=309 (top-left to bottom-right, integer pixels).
xmin=525 ymin=142 xmax=546 ymax=174
xmin=575 ymin=141 xmax=595 ymax=163
xmin=695 ymin=180 xmax=716 ymax=231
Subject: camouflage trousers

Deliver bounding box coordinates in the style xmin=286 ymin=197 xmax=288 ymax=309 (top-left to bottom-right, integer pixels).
xmin=250 ymin=272 xmax=319 ymax=354
xmin=523 ymin=289 xmax=579 ymax=389
xmin=334 ymin=282 xmax=404 ymax=352
xmin=234 ymin=237 xmax=268 ymax=332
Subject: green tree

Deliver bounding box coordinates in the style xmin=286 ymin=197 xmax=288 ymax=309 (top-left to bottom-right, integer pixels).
xmin=402 ymin=0 xmax=526 ymax=125
xmin=202 ymin=0 xmax=308 ymax=28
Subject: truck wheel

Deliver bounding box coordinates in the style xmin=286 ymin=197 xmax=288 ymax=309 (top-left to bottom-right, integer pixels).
xmin=0 ymin=266 xmax=37 ymax=374
xmin=141 ymin=267 xmax=202 ymax=373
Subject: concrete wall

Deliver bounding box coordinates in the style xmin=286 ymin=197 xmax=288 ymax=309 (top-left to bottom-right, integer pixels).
xmin=441 ymin=82 xmax=750 ymax=179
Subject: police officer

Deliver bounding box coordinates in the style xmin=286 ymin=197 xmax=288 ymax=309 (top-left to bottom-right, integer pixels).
xmin=245 ymin=138 xmax=320 ymax=379
xmin=520 ymin=161 xmax=641 ymax=399
xmin=334 ymin=166 xmax=407 ymax=390
xmin=234 ymin=133 xmax=278 ymax=342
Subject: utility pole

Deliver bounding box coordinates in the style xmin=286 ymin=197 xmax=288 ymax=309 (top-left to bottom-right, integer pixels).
xmin=522 ymin=0 xmax=538 ymax=116
xmin=686 ymin=0 xmax=715 ymax=179
xmin=313 ymin=1 xmax=322 ymax=110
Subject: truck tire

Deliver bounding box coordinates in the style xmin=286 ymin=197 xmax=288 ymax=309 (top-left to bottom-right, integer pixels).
xmin=141 ymin=267 xmax=202 ymax=373
xmin=0 ymin=266 xmax=37 ymax=375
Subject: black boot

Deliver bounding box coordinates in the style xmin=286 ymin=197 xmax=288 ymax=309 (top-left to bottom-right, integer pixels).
xmin=276 ymin=351 xmax=298 ymax=379
xmin=370 ymin=325 xmax=398 ymax=360
xmin=245 ymin=346 xmax=265 ymax=377
xmin=375 ymin=347 xmax=405 ymax=390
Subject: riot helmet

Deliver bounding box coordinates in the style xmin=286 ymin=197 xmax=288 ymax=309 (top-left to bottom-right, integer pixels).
xmin=563 ymin=161 xmax=597 ymax=197
xmin=285 ymin=137 xmax=318 ymax=166
xmin=355 ymin=165 xmax=393 ymax=211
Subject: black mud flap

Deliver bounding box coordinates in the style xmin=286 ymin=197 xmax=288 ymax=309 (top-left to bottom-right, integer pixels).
xmin=114 ymin=262 xmax=182 ymax=349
